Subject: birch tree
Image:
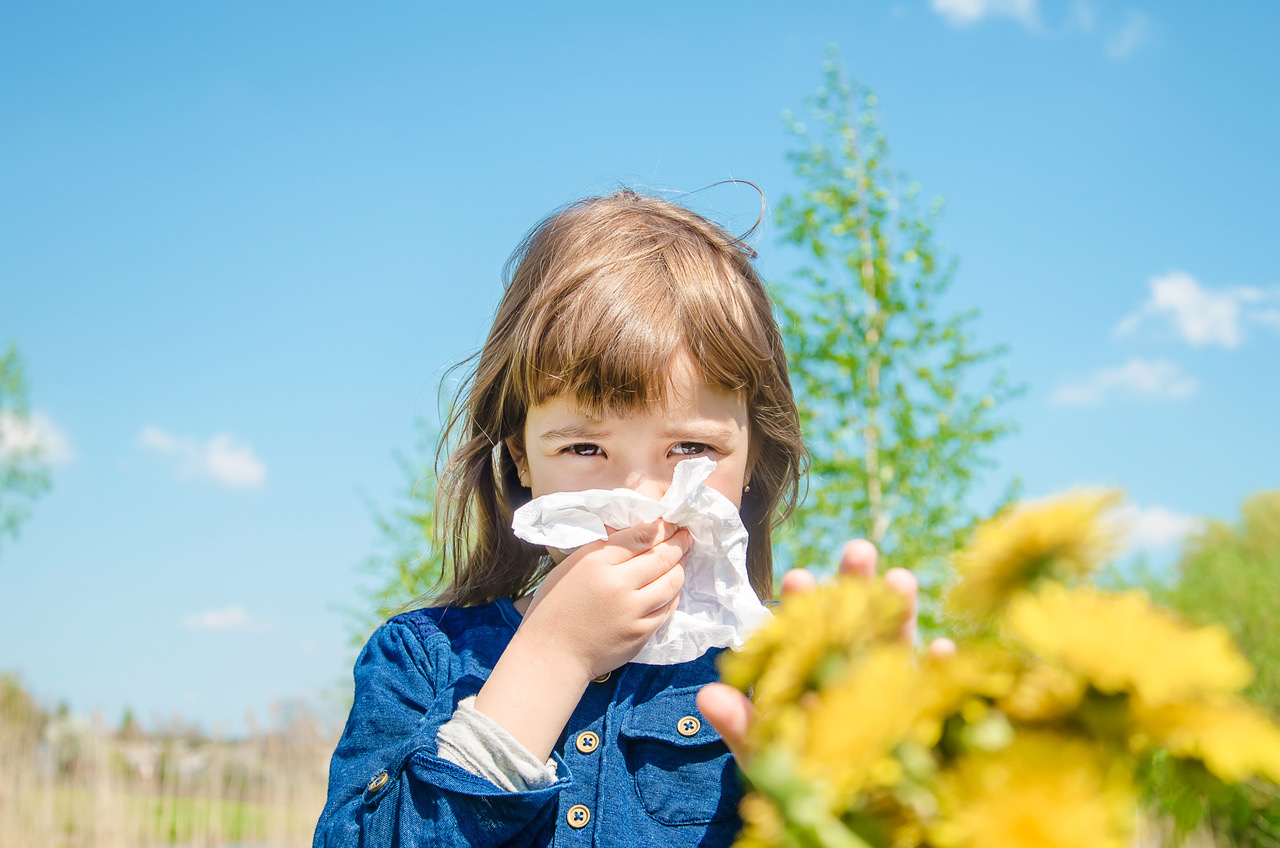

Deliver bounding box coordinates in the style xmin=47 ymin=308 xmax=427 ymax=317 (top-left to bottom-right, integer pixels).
xmin=774 ymin=53 xmax=1019 ymax=620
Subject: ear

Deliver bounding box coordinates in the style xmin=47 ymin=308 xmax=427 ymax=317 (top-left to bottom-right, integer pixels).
xmin=506 ymin=436 xmax=531 ymax=488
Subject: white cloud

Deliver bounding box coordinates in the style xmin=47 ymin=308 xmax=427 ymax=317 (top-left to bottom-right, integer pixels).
xmin=1105 ymin=11 xmax=1151 ymax=58
xmin=182 ymin=605 xmax=250 ymax=631
xmin=1068 ymin=0 xmax=1097 ymax=31
xmin=1118 ymin=503 xmax=1203 ymax=553
xmin=0 ymin=410 xmax=76 ymax=465
xmin=1253 ymin=307 xmax=1280 ymax=330
xmin=137 ymin=426 xmax=266 ymax=488
xmin=930 ymin=0 xmax=1038 ymax=27
xmin=1114 ymin=271 xmax=1280 ymax=349
xmin=1050 ymin=358 xmax=1198 ymax=405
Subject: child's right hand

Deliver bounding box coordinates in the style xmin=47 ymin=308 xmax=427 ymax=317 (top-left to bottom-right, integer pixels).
xmin=519 ymin=519 xmax=691 ymax=682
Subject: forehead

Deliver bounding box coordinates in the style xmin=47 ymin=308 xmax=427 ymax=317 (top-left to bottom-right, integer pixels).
xmin=527 ymin=364 xmax=748 ymax=434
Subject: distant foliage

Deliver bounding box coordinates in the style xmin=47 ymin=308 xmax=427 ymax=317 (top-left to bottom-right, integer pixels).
xmin=1163 ymin=491 xmax=1280 ymax=714
xmin=772 ymin=51 xmax=1019 ymax=622
xmin=1152 ymin=491 xmax=1280 ymax=848
xmin=349 ymin=421 xmax=444 ymax=645
xmin=0 ymin=344 xmax=51 ymax=551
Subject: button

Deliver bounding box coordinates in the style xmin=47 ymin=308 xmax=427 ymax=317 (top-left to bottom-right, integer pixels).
xmin=366 ymin=771 xmax=388 ymax=793
xmin=574 ymin=731 xmax=600 ymax=754
xmin=677 ymin=715 xmax=701 ymax=737
xmin=592 ymin=671 xmax=610 ymax=683
xmin=566 ymin=804 xmax=591 ymax=828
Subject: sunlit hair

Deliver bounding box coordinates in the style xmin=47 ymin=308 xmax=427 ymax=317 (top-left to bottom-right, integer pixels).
xmin=430 ymin=189 xmax=806 ymax=607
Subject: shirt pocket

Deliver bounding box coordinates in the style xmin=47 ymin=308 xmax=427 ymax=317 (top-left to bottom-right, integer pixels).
xmin=618 ymin=688 xmax=742 ymax=826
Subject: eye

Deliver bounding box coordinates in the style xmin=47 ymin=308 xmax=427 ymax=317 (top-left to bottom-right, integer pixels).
xmin=563 ymin=443 xmax=604 ymax=457
xmin=671 ymin=442 xmax=712 ymax=457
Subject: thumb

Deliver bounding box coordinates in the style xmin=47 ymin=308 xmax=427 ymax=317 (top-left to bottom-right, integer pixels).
xmin=696 ymin=683 xmax=753 ymax=761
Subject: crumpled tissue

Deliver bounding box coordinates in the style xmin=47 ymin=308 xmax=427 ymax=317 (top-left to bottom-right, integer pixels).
xmin=510 ymin=456 xmax=772 ymax=665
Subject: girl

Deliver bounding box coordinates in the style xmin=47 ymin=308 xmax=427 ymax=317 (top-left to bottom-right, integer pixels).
xmin=315 ymin=190 xmax=829 ymax=847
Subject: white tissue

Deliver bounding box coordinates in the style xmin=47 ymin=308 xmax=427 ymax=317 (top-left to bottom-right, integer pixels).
xmin=510 ymin=457 xmax=772 ymax=665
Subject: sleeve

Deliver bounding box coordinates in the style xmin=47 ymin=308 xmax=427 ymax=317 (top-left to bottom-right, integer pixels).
xmin=312 ymin=619 xmax=572 ymax=848
xmin=436 ymin=696 xmax=560 ymax=792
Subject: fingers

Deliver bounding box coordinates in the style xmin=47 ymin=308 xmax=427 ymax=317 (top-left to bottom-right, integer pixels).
xmin=883 ymin=567 xmax=918 ymax=644
xmin=926 ymin=637 xmax=956 ymax=659
xmin=839 ymin=539 xmax=878 ymax=579
xmin=625 ymin=527 xmax=690 ymax=587
xmin=604 ymin=519 xmax=678 ymax=557
xmin=696 ymin=683 xmax=753 ymax=760
xmin=637 ymin=563 xmax=685 ymax=618
xmin=780 ymin=568 xmax=817 ymax=598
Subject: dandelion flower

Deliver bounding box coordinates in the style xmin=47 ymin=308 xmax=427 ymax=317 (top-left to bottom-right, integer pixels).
xmin=916 ymin=647 xmax=1019 ymax=732
xmin=802 ymin=645 xmax=918 ymax=803
xmin=997 ymin=661 xmax=1086 ymax=724
xmin=946 ymin=490 xmax=1125 ymax=622
xmin=721 ymin=577 xmax=905 ymax=719
xmin=1131 ymin=697 xmax=1280 ymax=783
xmin=733 ymin=794 xmax=784 ymax=848
xmin=1005 ymin=584 xmax=1253 ymax=706
xmin=932 ymin=733 xmax=1133 ymax=848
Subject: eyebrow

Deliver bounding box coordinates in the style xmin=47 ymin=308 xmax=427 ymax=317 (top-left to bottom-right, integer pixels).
xmin=537 ymin=423 xmax=740 ymax=443
xmin=658 ymin=424 xmax=738 ymax=442
xmin=538 ymin=425 xmax=610 ymax=443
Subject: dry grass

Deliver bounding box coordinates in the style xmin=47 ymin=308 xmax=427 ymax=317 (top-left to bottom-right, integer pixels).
xmin=0 ymin=698 xmax=335 ymax=848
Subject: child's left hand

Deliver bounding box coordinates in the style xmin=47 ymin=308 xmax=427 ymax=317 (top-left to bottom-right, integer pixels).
xmin=696 ymin=539 xmax=955 ymax=760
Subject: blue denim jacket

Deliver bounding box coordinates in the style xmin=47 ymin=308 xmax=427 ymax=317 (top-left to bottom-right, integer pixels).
xmin=314 ymin=599 xmax=743 ymax=847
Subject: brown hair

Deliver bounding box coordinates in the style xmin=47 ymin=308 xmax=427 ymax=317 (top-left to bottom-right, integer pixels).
xmin=430 ymin=189 xmax=806 ymax=606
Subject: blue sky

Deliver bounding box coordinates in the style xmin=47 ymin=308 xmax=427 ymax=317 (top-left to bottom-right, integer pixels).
xmin=2 ymin=1 xmax=1277 ymax=733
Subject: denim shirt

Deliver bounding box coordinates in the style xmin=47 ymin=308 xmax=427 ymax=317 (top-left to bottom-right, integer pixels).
xmin=314 ymin=599 xmax=743 ymax=847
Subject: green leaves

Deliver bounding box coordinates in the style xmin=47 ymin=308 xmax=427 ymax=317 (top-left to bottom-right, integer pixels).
xmin=0 ymin=343 xmax=51 ymax=553
xmin=772 ymin=51 xmax=1021 ymax=626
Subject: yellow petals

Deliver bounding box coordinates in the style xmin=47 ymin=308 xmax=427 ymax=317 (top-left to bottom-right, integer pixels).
xmin=946 ymin=490 xmax=1125 ymax=622
xmin=802 ymin=645 xmax=917 ymax=802
xmin=932 ymin=734 xmax=1133 ymax=848
xmin=1131 ymin=697 xmax=1280 ymax=783
xmin=997 ymin=662 xmax=1086 ymax=723
xmin=1005 ymin=584 xmax=1253 ymax=706
xmin=720 ymin=577 xmax=905 ymax=721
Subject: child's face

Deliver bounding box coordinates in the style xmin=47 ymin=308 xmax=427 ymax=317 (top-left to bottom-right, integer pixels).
xmin=510 ymin=359 xmax=752 ymax=523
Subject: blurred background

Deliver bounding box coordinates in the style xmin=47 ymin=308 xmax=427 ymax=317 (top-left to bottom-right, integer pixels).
xmin=2 ymin=2 xmax=1277 ymax=845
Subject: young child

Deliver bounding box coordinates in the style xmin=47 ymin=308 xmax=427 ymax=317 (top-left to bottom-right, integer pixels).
xmin=314 ymin=190 xmax=809 ymax=847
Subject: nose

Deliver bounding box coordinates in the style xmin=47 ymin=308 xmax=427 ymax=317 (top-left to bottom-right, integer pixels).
xmin=621 ymin=467 xmax=670 ymax=502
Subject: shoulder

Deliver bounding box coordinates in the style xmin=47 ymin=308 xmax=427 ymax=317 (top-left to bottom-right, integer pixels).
xmin=363 ymin=600 xmax=520 ymax=693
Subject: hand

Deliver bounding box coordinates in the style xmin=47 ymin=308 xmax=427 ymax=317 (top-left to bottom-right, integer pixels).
xmin=519 ymin=519 xmax=691 ymax=682
xmin=696 ymin=540 xmax=956 ymax=760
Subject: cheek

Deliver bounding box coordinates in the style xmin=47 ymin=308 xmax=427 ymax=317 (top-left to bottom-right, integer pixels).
xmin=706 ymin=462 xmax=748 ymax=510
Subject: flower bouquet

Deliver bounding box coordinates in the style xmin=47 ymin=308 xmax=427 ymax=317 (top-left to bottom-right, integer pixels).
xmin=723 ymin=491 xmax=1280 ymax=848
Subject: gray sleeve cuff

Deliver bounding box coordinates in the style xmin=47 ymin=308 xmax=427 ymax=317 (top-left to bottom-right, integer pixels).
xmin=434 ymin=696 xmax=560 ymax=792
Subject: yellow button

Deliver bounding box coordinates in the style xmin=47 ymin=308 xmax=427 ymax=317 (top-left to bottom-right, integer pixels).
xmin=592 ymin=671 xmax=610 ymax=683
xmin=575 ymin=731 xmax=600 ymax=754
xmin=676 ymin=715 xmax=701 ymax=737
xmin=367 ymin=771 xmax=388 ymax=792
xmin=566 ymin=804 xmax=591 ymax=828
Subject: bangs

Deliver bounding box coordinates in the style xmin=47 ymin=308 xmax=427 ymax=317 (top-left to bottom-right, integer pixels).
xmin=507 ymin=228 xmax=777 ymax=418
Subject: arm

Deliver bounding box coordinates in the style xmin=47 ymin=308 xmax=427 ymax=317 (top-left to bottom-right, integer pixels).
xmin=313 ymin=618 xmax=568 ymax=848
xmin=473 ymin=520 xmax=690 ymax=761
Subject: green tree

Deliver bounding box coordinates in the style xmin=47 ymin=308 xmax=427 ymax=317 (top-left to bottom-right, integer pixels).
xmin=1163 ymin=491 xmax=1280 ymax=713
xmin=347 ymin=421 xmax=444 ymax=645
xmin=0 ymin=343 xmax=51 ymax=551
xmin=773 ymin=52 xmax=1019 ymax=621
xmin=1143 ymin=493 xmax=1280 ymax=848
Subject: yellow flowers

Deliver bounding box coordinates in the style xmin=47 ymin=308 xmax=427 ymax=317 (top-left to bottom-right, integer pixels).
xmin=945 ymin=489 xmax=1124 ymax=622
xmin=1006 ymin=584 xmax=1253 ymax=706
xmin=726 ymin=489 xmax=1280 ymax=848
xmin=932 ymin=734 xmax=1134 ymax=848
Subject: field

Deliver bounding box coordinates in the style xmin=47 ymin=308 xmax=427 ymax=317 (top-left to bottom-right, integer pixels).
xmin=0 ymin=692 xmax=334 ymax=848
